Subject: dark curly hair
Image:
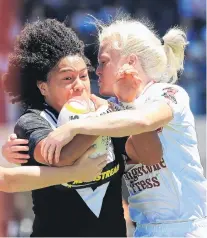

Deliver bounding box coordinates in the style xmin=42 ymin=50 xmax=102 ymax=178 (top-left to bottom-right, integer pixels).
xmin=3 ymin=19 xmax=92 ymax=109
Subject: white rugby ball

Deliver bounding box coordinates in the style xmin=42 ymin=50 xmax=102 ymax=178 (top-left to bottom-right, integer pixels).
xmin=57 ymin=96 xmax=109 ymax=159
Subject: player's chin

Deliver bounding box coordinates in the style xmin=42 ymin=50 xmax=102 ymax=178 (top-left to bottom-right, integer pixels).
xmin=99 ymin=86 xmax=114 ymax=97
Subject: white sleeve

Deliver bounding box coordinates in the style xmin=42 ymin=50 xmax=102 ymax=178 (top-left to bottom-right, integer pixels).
xmin=146 ymin=85 xmax=190 ymax=124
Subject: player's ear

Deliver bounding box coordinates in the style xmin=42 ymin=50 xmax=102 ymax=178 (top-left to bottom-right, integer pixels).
xmin=128 ymin=54 xmax=138 ymax=66
xmin=37 ymin=81 xmax=48 ymax=96
xmin=127 ymin=54 xmax=144 ymax=76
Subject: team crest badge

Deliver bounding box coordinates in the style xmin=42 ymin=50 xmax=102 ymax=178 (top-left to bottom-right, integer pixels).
xmin=162 ymin=87 xmax=178 ymax=104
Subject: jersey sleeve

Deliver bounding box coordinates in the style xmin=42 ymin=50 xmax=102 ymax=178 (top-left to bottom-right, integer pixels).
xmin=146 ymin=84 xmax=190 ymax=125
xmin=14 ymin=111 xmax=53 ymax=165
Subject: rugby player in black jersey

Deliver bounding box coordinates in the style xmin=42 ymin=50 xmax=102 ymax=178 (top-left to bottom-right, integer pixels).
xmin=2 ymin=19 xmax=127 ymax=237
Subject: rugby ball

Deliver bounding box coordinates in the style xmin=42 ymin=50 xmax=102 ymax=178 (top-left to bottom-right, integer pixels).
xmin=57 ymin=96 xmax=110 ymax=159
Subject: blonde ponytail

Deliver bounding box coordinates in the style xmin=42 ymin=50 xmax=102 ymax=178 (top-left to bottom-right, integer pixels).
xmin=162 ymin=27 xmax=188 ymax=83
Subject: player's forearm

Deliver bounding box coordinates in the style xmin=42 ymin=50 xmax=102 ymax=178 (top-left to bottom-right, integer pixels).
xmin=70 ymin=102 xmax=173 ymax=138
xmin=0 ymin=166 xmax=76 ymax=193
xmin=57 ymin=134 xmax=98 ymax=167
xmin=71 ymin=110 xmax=148 ymax=138
xmin=34 ymin=135 xmax=98 ymax=167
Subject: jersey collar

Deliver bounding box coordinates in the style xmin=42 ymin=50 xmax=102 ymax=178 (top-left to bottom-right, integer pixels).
xmin=43 ymin=103 xmax=59 ymax=120
xmin=140 ymin=80 xmax=156 ymax=96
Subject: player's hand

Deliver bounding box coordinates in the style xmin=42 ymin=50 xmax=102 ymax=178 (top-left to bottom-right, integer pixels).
xmin=73 ymin=147 xmax=108 ymax=182
xmin=114 ymin=64 xmax=141 ymax=102
xmin=90 ymin=94 xmax=108 ymax=110
xmin=41 ymin=124 xmax=76 ymax=164
xmin=1 ymin=134 xmax=30 ymax=164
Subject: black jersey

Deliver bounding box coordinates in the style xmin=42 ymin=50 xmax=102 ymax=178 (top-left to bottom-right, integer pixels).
xmin=14 ymin=104 xmax=127 ymax=237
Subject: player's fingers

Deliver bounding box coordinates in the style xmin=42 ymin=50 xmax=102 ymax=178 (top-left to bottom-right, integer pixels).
xmin=55 ymin=146 xmax=61 ymax=164
xmin=47 ymin=146 xmax=55 ymax=164
xmin=43 ymin=141 xmax=50 ymax=161
xmin=10 ymin=146 xmax=29 ymax=152
xmin=43 ymin=143 xmax=51 ymax=163
xmin=90 ymin=94 xmax=97 ymax=102
xmin=10 ymin=153 xmax=30 ymax=159
xmin=10 ymin=139 xmax=29 ymax=145
xmin=8 ymin=133 xmax=17 ymax=141
xmin=90 ymin=94 xmax=107 ymax=110
xmin=12 ymin=158 xmax=29 ymax=164
xmin=95 ymin=154 xmax=107 ymax=165
xmin=88 ymin=170 xmax=101 ymax=182
xmin=95 ymin=169 xmax=102 ymax=177
xmin=82 ymin=146 xmax=96 ymax=159
xmin=97 ymin=160 xmax=108 ymax=169
xmin=41 ymin=139 xmax=46 ymax=157
xmin=48 ymin=146 xmax=56 ymax=164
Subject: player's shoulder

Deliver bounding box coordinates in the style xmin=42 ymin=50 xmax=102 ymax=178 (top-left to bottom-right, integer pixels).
xmin=148 ymin=82 xmax=189 ymax=98
xmin=151 ymin=82 xmax=187 ymax=92
xmin=16 ymin=108 xmax=41 ymax=123
xmin=15 ymin=108 xmax=48 ymax=130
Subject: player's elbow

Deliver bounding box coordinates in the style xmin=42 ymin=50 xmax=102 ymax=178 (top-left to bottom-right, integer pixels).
xmin=135 ymin=117 xmax=153 ymax=134
xmin=135 ymin=115 xmax=160 ymax=134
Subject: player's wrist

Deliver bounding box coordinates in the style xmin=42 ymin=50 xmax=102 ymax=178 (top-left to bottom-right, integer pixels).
xmin=66 ymin=120 xmax=82 ymax=136
xmin=61 ymin=165 xmax=77 ymax=182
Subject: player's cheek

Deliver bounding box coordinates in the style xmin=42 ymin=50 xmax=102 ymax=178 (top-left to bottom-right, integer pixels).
xmin=85 ymin=81 xmax=91 ymax=94
xmin=64 ymin=86 xmax=73 ymax=100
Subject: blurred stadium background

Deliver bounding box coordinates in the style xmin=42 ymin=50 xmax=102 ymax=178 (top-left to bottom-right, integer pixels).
xmin=0 ymin=0 xmax=206 ymax=236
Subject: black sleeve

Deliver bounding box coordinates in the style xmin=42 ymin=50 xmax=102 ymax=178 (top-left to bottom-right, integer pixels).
xmin=14 ymin=111 xmax=53 ymax=166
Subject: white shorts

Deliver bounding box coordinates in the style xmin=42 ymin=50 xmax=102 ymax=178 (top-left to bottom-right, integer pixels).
xmin=135 ymin=217 xmax=207 ymax=237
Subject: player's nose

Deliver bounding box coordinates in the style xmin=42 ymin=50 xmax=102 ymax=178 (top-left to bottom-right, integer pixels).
xmin=73 ymin=78 xmax=85 ymax=92
xmin=96 ymin=64 xmax=102 ymax=77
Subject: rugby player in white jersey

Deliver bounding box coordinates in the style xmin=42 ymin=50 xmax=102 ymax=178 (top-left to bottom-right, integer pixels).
xmin=40 ymin=18 xmax=207 ymax=237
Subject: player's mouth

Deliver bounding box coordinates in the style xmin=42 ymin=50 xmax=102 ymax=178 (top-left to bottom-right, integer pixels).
xmin=98 ymin=78 xmax=102 ymax=86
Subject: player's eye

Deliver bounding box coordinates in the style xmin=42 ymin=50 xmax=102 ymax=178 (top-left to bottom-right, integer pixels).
xmin=64 ymin=77 xmax=72 ymax=81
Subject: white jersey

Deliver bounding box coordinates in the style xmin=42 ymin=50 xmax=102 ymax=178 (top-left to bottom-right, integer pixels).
xmin=122 ymin=82 xmax=207 ymax=225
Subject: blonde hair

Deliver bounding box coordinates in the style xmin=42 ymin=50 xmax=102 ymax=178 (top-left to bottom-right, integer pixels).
xmin=97 ymin=17 xmax=188 ymax=83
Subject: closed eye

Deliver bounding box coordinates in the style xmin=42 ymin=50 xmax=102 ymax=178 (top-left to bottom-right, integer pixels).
xmin=98 ymin=61 xmax=106 ymax=66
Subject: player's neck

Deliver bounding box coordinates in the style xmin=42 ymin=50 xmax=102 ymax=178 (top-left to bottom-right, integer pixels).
xmin=137 ymin=80 xmax=155 ymax=97
xmin=136 ymin=78 xmax=151 ymax=97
